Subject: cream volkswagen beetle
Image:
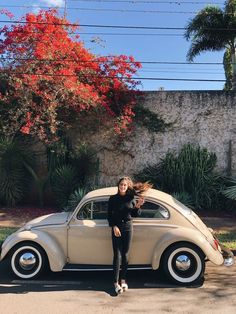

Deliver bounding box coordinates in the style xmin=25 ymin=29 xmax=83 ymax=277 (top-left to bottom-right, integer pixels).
xmin=0 ymin=187 xmax=234 ymax=285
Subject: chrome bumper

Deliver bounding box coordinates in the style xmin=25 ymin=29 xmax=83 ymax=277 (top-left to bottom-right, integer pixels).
xmin=220 ymin=243 xmax=235 ymax=267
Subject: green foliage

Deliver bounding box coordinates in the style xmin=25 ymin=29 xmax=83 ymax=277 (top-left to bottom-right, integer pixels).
xmin=135 ymin=144 xmax=222 ymax=210
xmin=185 ymin=0 xmax=236 ymax=89
xmin=172 ymin=191 xmax=194 ymax=209
xmin=0 ymin=137 xmax=34 ymax=206
xmin=47 ymin=136 xmax=72 ymax=172
xmin=222 ymin=178 xmax=236 ymax=200
xmin=51 ymin=164 xmax=79 ymax=208
xmin=70 ymin=143 xmax=99 ymax=186
xmin=0 ymin=227 xmax=18 ymax=242
xmin=0 ymin=135 xmax=99 ymax=207
xmin=134 ymin=105 xmax=170 ymax=133
xmin=64 ymin=186 xmax=90 ymax=211
xmin=214 ymin=231 xmax=236 ymax=250
xmin=223 ymin=48 xmax=233 ymax=91
xmin=49 ymin=141 xmax=99 ymax=207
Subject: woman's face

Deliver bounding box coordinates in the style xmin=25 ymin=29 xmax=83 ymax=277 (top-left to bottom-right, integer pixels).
xmin=118 ymin=179 xmax=129 ymax=195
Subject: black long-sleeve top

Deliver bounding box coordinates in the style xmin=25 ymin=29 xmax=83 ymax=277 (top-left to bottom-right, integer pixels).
xmin=107 ymin=193 xmax=141 ymax=227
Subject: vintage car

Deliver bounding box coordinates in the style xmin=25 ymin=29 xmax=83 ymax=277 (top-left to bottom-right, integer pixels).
xmin=0 ymin=187 xmax=234 ymax=285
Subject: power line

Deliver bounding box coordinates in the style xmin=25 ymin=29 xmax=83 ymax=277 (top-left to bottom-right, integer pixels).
xmin=0 ymin=28 xmax=185 ymax=36
xmin=77 ymin=32 xmax=184 ymax=36
xmin=1 ymin=19 xmax=236 ymax=31
xmin=0 ymin=56 xmax=224 ymax=65
xmin=0 ymin=20 xmax=185 ymax=29
xmin=0 ymin=70 xmax=225 ymax=81
xmin=0 ymin=5 xmax=226 ymax=15
xmin=0 ymin=19 xmax=185 ymax=29
xmin=140 ymin=69 xmax=224 ymax=74
xmin=67 ymin=0 xmax=224 ymax=4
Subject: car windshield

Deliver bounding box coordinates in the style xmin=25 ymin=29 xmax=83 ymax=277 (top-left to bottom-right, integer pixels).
xmin=172 ymin=197 xmax=192 ymax=215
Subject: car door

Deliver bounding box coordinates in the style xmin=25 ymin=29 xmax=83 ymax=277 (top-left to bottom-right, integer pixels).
xmin=67 ymin=198 xmax=113 ymax=265
xmin=129 ymin=199 xmax=171 ymax=265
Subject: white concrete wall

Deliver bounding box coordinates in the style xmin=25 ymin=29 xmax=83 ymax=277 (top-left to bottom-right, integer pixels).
xmin=74 ymin=91 xmax=236 ymax=185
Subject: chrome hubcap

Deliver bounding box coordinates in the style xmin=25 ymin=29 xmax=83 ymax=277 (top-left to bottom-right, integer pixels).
xmin=19 ymin=252 xmax=37 ymax=270
xmin=175 ymin=255 xmax=191 ymax=271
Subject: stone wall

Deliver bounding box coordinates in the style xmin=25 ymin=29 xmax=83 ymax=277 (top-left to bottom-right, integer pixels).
xmin=74 ymin=91 xmax=236 ymax=185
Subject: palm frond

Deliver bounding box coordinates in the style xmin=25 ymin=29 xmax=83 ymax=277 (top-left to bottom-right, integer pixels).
xmin=51 ymin=164 xmax=79 ymax=207
xmin=184 ymin=5 xmax=233 ymax=61
xmin=222 ymin=186 xmax=236 ymax=200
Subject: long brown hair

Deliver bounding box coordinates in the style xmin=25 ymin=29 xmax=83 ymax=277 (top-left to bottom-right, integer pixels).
xmin=117 ymin=176 xmax=153 ymax=196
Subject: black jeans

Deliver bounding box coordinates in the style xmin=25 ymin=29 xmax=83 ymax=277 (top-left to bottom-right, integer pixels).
xmin=112 ymin=221 xmax=133 ymax=283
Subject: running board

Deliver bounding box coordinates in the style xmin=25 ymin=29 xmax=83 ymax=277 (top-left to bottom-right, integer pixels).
xmin=62 ymin=264 xmax=152 ymax=272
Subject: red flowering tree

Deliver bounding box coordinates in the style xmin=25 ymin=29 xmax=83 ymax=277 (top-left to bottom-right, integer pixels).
xmin=0 ymin=9 xmax=141 ymax=143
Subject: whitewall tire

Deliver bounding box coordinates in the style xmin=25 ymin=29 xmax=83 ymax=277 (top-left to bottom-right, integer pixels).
xmin=162 ymin=242 xmax=205 ymax=285
xmin=10 ymin=243 xmax=47 ymax=279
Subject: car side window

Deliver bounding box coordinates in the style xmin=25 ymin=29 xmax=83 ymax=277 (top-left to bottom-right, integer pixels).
xmin=138 ymin=201 xmax=169 ymax=219
xmin=77 ymin=200 xmax=108 ymax=220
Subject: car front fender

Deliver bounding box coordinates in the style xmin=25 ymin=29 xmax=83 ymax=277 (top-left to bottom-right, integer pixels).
xmin=1 ymin=229 xmax=66 ymax=272
xmin=151 ymin=227 xmax=224 ymax=270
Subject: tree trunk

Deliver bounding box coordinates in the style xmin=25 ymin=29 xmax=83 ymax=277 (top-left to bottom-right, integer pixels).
xmin=232 ymin=46 xmax=236 ymax=90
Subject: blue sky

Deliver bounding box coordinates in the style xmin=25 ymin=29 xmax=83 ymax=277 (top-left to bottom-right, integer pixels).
xmin=0 ymin=0 xmax=227 ymax=91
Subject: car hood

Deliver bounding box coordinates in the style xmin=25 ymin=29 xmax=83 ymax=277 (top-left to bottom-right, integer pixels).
xmin=23 ymin=212 xmax=71 ymax=229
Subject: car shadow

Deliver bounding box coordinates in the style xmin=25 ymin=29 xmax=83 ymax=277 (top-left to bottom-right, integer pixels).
xmin=0 ymin=260 xmax=204 ymax=296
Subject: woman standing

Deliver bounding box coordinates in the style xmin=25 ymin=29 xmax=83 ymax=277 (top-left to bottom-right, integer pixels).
xmin=108 ymin=176 xmax=152 ymax=294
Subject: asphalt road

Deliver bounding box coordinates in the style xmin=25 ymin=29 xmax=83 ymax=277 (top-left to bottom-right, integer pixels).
xmin=0 ymin=258 xmax=236 ymax=314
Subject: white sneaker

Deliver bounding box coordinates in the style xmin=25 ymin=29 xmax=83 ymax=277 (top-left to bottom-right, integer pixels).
xmin=121 ymin=282 xmax=128 ymax=291
xmin=115 ymin=284 xmax=123 ymax=295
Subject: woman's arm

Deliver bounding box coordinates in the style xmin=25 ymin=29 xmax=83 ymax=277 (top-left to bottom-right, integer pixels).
xmin=107 ymin=197 xmax=115 ymax=227
xmin=108 ymin=196 xmax=121 ymax=236
xmin=131 ymin=197 xmax=144 ymax=217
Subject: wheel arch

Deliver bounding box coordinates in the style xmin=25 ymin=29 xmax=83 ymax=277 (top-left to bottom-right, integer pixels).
xmin=1 ymin=230 xmax=66 ymax=272
xmin=159 ymin=241 xmax=205 ymax=265
xmin=151 ymin=228 xmax=223 ymax=270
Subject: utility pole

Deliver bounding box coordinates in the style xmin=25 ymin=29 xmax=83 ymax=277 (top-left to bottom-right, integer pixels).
xmin=64 ymin=0 xmax=68 ymax=18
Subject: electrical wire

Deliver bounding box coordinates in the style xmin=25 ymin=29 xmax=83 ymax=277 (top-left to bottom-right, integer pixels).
xmin=140 ymin=69 xmax=224 ymax=74
xmin=67 ymin=0 xmax=224 ymax=4
xmin=0 ymin=70 xmax=226 ymax=81
xmin=0 ymin=28 xmax=186 ymax=36
xmin=1 ymin=19 xmax=236 ymax=31
xmin=0 ymin=5 xmax=227 ymax=15
xmin=0 ymin=56 xmax=224 ymax=65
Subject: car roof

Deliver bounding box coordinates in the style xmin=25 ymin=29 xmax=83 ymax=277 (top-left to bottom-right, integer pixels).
xmin=81 ymin=187 xmax=175 ymax=206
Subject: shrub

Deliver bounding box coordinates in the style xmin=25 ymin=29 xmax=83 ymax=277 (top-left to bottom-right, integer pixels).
xmin=0 ymin=137 xmax=34 ymax=206
xmin=64 ymin=186 xmax=90 ymax=212
xmin=135 ymin=144 xmax=222 ymax=210
xmin=222 ymin=178 xmax=236 ymax=200
xmin=50 ymin=141 xmax=99 ymax=207
xmin=172 ymin=191 xmax=194 ymax=209
xmin=51 ymin=164 xmax=79 ymax=208
xmin=70 ymin=143 xmax=99 ymax=186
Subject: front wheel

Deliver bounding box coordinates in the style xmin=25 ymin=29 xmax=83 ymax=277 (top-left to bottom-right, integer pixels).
xmin=10 ymin=243 xmax=48 ymax=279
xmin=161 ymin=242 xmax=205 ymax=285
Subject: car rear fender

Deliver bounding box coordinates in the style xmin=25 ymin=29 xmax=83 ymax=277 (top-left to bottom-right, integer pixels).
xmin=1 ymin=230 xmax=66 ymax=272
xmin=151 ymin=228 xmax=224 ymax=270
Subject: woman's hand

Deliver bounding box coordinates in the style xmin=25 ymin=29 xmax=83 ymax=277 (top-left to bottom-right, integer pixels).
xmin=113 ymin=226 xmax=121 ymax=237
xmin=136 ymin=197 xmax=144 ymax=208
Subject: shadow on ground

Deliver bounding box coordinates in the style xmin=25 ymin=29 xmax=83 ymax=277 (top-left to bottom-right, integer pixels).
xmin=0 ymin=259 xmax=204 ymax=296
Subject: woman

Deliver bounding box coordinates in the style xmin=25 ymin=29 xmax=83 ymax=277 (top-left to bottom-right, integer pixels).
xmin=107 ymin=176 xmax=152 ymax=294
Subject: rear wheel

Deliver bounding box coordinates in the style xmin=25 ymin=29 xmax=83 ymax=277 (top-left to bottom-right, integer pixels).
xmin=161 ymin=242 xmax=205 ymax=285
xmin=10 ymin=243 xmax=48 ymax=279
